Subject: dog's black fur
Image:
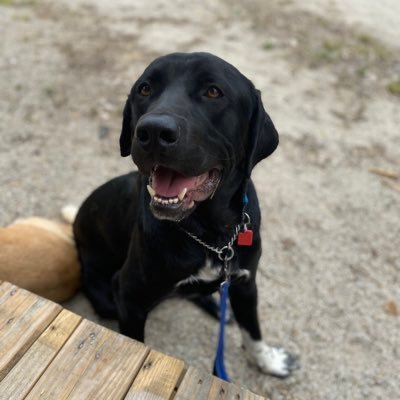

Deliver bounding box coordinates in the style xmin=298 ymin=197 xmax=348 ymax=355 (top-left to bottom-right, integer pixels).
xmin=74 ymin=53 xmax=287 ymax=370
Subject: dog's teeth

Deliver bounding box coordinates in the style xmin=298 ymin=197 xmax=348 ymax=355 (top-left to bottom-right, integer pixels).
xmin=147 ymin=185 xmax=155 ymax=198
xmin=153 ymin=195 xmax=181 ymax=205
xmin=178 ymin=188 xmax=187 ymax=201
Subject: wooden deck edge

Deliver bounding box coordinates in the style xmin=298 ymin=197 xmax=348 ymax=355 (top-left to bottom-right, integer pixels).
xmin=0 ymin=282 xmax=268 ymax=399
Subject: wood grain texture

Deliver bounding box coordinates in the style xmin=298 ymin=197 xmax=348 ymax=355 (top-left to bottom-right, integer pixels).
xmin=0 ymin=281 xmax=26 ymax=306
xmin=174 ymin=367 xmax=266 ymax=400
xmin=208 ymin=377 xmax=266 ymax=400
xmin=25 ymin=318 xmax=149 ymax=400
xmin=208 ymin=377 xmax=242 ymax=399
xmin=0 ymin=282 xmax=61 ymax=380
xmin=0 ymin=282 xmax=266 ymax=400
xmin=174 ymin=367 xmax=214 ymax=400
xmin=0 ymin=309 xmax=81 ymax=400
xmin=125 ymin=349 xmax=185 ymax=400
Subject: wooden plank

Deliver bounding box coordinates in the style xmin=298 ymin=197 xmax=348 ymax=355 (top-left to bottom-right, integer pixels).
xmin=208 ymin=378 xmax=241 ymax=399
xmin=0 ymin=280 xmax=19 ymax=293
xmin=208 ymin=377 xmax=266 ymax=400
xmin=0 ymin=282 xmax=265 ymax=400
xmin=25 ymin=319 xmax=149 ymax=400
xmin=0 ymin=309 xmax=81 ymax=400
xmin=174 ymin=367 xmax=214 ymax=400
xmin=0 ymin=281 xmax=24 ymax=306
xmin=0 ymin=282 xmax=43 ymax=332
xmin=0 ymin=283 xmax=61 ymax=380
xmin=174 ymin=367 xmax=266 ymax=400
xmin=125 ymin=349 xmax=185 ymax=399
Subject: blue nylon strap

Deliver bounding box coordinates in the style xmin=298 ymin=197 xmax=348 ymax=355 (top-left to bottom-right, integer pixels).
xmin=213 ymin=280 xmax=230 ymax=381
xmin=213 ymin=193 xmax=249 ymax=381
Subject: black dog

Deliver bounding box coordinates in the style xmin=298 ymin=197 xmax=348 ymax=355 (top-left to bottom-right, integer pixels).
xmin=73 ymin=52 xmax=297 ymax=377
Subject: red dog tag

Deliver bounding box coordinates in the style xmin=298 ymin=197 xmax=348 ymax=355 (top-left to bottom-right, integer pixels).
xmin=237 ymin=229 xmax=253 ymax=246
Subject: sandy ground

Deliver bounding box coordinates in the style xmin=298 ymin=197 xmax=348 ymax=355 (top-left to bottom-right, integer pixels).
xmin=1 ymin=0 xmax=399 ymax=398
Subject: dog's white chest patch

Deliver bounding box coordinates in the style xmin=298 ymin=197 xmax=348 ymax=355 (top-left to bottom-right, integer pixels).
xmin=175 ymin=257 xmax=221 ymax=287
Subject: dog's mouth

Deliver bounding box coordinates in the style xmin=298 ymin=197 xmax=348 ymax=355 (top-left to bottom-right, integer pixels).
xmin=147 ymin=165 xmax=222 ymax=221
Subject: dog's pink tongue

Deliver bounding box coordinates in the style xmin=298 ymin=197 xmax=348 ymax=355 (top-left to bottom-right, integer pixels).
xmin=153 ymin=167 xmax=205 ymax=197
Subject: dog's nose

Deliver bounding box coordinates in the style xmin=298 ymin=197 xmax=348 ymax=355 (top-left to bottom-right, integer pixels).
xmin=135 ymin=114 xmax=180 ymax=152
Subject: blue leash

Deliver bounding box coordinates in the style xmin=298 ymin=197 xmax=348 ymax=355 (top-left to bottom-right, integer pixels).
xmin=182 ymin=193 xmax=251 ymax=382
xmin=213 ymin=279 xmax=231 ymax=381
xmin=213 ymin=193 xmax=250 ymax=382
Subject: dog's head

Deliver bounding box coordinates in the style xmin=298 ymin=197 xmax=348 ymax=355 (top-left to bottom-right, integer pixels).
xmin=120 ymin=52 xmax=278 ymax=221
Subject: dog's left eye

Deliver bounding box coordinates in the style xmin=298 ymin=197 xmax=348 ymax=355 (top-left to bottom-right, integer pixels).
xmin=205 ymin=86 xmax=223 ymax=99
xmin=138 ymin=83 xmax=152 ymax=97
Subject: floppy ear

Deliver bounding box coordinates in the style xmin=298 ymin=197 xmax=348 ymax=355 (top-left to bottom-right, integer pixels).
xmin=120 ymin=95 xmax=134 ymax=157
xmin=245 ymin=90 xmax=279 ymax=176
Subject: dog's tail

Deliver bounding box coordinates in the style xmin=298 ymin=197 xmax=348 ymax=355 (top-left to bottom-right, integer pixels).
xmin=61 ymin=205 xmax=78 ymax=224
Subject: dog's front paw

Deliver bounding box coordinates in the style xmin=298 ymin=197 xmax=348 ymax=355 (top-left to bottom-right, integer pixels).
xmin=241 ymin=331 xmax=299 ymax=378
xmin=248 ymin=343 xmax=298 ymax=378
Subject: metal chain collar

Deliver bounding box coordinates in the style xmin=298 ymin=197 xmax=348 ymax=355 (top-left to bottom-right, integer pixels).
xmin=180 ymin=224 xmax=240 ymax=261
xmin=179 ymin=213 xmax=250 ymax=262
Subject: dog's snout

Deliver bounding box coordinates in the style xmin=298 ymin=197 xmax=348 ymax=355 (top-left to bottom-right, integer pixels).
xmin=135 ymin=114 xmax=180 ymax=152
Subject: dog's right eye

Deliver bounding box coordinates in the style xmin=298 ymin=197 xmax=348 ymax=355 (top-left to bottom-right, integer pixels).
xmin=138 ymin=83 xmax=152 ymax=97
xmin=205 ymin=86 xmax=223 ymax=99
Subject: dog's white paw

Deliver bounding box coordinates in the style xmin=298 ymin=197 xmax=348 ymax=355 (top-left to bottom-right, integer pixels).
xmin=241 ymin=330 xmax=298 ymax=378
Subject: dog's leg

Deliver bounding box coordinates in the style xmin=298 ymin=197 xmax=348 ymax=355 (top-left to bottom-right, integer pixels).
xmin=116 ymin=301 xmax=148 ymax=342
xmin=78 ymin=247 xmax=118 ymax=319
xmin=113 ymin=277 xmax=148 ymax=341
xmin=229 ymin=278 xmax=298 ymax=378
xmin=112 ymin=269 xmax=173 ymax=342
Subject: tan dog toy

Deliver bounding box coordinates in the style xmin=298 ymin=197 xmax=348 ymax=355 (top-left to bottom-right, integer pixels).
xmin=0 ymin=206 xmax=80 ymax=302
